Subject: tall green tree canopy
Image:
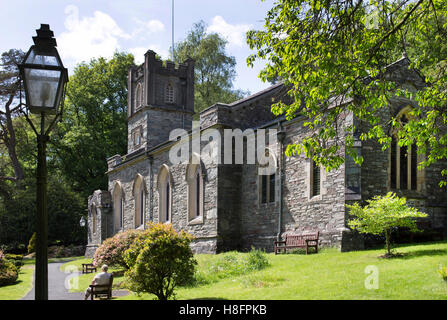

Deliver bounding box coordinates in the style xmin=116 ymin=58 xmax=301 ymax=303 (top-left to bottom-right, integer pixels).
xmin=247 ymin=0 xmax=447 ymax=184
xmin=174 ymin=20 xmax=248 ymax=113
xmin=52 ymin=52 xmax=134 ymax=198
xmin=0 ymin=50 xmax=86 ymax=249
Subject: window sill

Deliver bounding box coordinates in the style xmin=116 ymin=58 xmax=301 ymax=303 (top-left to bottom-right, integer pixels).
xmin=309 ymin=194 xmax=322 ymax=201
xmin=258 ymin=201 xmax=277 ymax=208
xmin=188 ymin=216 xmax=203 ymax=225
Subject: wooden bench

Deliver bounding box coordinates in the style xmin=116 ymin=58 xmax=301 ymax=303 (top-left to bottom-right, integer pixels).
xmin=82 ymin=263 xmax=97 ymax=274
xmin=89 ymin=274 xmax=114 ymax=300
xmin=274 ymin=231 xmax=319 ymax=254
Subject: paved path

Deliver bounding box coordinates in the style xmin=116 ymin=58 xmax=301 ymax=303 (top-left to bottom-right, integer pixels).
xmin=22 ymin=261 xmax=129 ymax=300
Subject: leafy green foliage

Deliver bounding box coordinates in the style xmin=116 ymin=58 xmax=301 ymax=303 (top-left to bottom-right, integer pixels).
xmin=0 ymin=49 xmax=26 ymax=185
xmin=123 ymin=223 xmax=197 ymax=300
xmin=174 ymin=21 xmax=248 ymax=113
xmin=438 ymin=264 xmax=447 ymax=281
xmin=347 ymin=192 xmax=428 ymax=255
xmin=51 ymin=52 xmax=134 ymax=198
xmin=247 ymin=0 xmax=447 ymax=184
xmin=0 ymin=250 xmax=18 ymax=286
xmin=93 ymin=229 xmax=142 ymax=270
xmin=194 ymin=248 xmax=270 ymax=285
xmin=27 ymin=232 xmax=36 ymax=254
xmin=0 ymin=173 xmax=86 ymax=248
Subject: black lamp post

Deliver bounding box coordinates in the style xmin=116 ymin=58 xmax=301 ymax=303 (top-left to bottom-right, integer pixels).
xmin=18 ymin=24 xmax=68 ymax=300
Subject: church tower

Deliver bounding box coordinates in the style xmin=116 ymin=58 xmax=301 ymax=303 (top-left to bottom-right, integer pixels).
xmin=127 ymin=50 xmax=195 ymax=154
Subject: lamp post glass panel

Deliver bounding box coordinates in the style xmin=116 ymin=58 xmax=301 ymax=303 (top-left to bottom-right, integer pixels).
xmin=19 ymin=24 xmax=68 ymax=300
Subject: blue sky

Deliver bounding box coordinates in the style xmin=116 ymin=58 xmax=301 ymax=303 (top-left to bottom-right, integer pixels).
xmin=0 ymin=0 xmax=275 ymax=95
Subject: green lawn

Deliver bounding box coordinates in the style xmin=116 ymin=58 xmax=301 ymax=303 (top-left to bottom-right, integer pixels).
xmin=0 ymin=258 xmax=35 ymax=300
xmin=112 ymin=241 xmax=447 ymax=300
xmin=0 ymin=256 xmax=82 ymax=300
xmin=61 ymin=258 xmax=127 ymax=293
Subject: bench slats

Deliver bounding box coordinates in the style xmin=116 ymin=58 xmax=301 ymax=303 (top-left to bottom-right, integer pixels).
xmin=274 ymin=232 xmax=319 ymax=255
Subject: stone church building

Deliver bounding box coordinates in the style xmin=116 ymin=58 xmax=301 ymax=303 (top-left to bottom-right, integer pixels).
xmin=85 ymin=50 xmax=447 ymax=257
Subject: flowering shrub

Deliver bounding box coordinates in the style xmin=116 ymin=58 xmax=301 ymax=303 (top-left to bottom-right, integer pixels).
xmin=0 ymin=250 xmax=18 ymax=287
xmin=124 ymin=223 xmax=197 ymax=300
xmin=93 ymin=229 xmax=142 ymax=269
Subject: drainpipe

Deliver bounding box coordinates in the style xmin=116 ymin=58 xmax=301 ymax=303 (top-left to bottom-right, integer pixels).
xmin=276 ymin=123 xmax=286 ymax=241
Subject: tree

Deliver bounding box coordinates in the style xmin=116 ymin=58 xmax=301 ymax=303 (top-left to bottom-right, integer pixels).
xmin=247 ymin=0 xmax=447 ymax=184
xmin=123 ymin=223 xmax=197 ymax=300
xmin=347 ymin=192 xmax=428 ymax=256
xmin=174 ymin=21 xmax=248 ymax=113
xmin=51 ymin=52 xmax=134 ymax=198
xmin=0 ymin=49 xmax=26 ymax=185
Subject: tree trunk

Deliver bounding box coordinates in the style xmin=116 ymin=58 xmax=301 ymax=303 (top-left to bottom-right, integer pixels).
xmin=385 ymin=229 xmax=391 ymax=256
xmin=1 ymin=92 xmax=25 ymax=185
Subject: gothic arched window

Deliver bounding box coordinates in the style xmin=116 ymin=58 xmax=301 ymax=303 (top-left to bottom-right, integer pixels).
xmin=157 ymin=165 xmax=172 ymax=223
xmin=113 ymin=182 xmax=124 ymax=232
xmin=186 ymin=153 xmax=204 ymax=222
xmin=390 ymin=107 xmax=419 ymax=190
xmin=133 ymin=174 xmax=146 ymax=228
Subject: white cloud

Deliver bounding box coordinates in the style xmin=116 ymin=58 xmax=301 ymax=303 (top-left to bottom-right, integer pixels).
xmin=129 ymin=45 xmax=170 ymax=64
xmin=132 ymin=18 xmax=165 ymax=37
xmin=206 ymin=16 xmax=252 ymax=47
xmin=58 ymin=5 xmax=131 ymax=64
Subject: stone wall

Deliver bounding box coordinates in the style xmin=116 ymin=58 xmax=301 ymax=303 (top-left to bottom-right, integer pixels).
xmin=85 ymin=190 xmax=113 ymax=258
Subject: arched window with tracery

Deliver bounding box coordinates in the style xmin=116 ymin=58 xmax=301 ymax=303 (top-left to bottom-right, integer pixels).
xmin=186 ymin=153 xmax=204 ymax=222
xmin=157 ymin=165 xmax=172 ymax=223
xmin=113 ymin=182 xmax=124 ymax=231
xmin=390 ymin=107 xmax=419 ymax=191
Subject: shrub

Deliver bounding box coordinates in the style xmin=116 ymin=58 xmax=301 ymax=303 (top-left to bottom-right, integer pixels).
xmin=195 ymin=248 xmax=270 ymax=285
xmin=93 ymin=229 xmax=142 ymax=269
xmin=347 ymin=192 xmax=428 ymax=257
xmin=5 ymin=254 xmax=24 ymax=272
xmin=0 ymin=250 xmax=18 ymax=287
xmin=246 ymin=247 xmax=269 ymax=271
xmin=439 ymin=264 xmax=447 ymax=281
xmin=27 ymin=232 xmax=36 ymax=254
xmin=123 ymin=223 xmax=197 ymax=300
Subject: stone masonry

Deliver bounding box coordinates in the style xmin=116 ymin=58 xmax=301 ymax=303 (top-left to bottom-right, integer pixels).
xmin=85 ymin=51 xmax=447 ymax=257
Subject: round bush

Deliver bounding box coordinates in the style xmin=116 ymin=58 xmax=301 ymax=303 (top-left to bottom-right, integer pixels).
xmin=93 ymin=229 xmax=142 ymax=269
xmin=124 ymin=223 xmax=197 ymax=300
xmin=0 ymin=250 xmax=18 ymax=287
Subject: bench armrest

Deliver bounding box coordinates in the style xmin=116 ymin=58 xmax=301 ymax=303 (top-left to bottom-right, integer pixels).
xmin=274 ymin=240 xmax=286 ymax=245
